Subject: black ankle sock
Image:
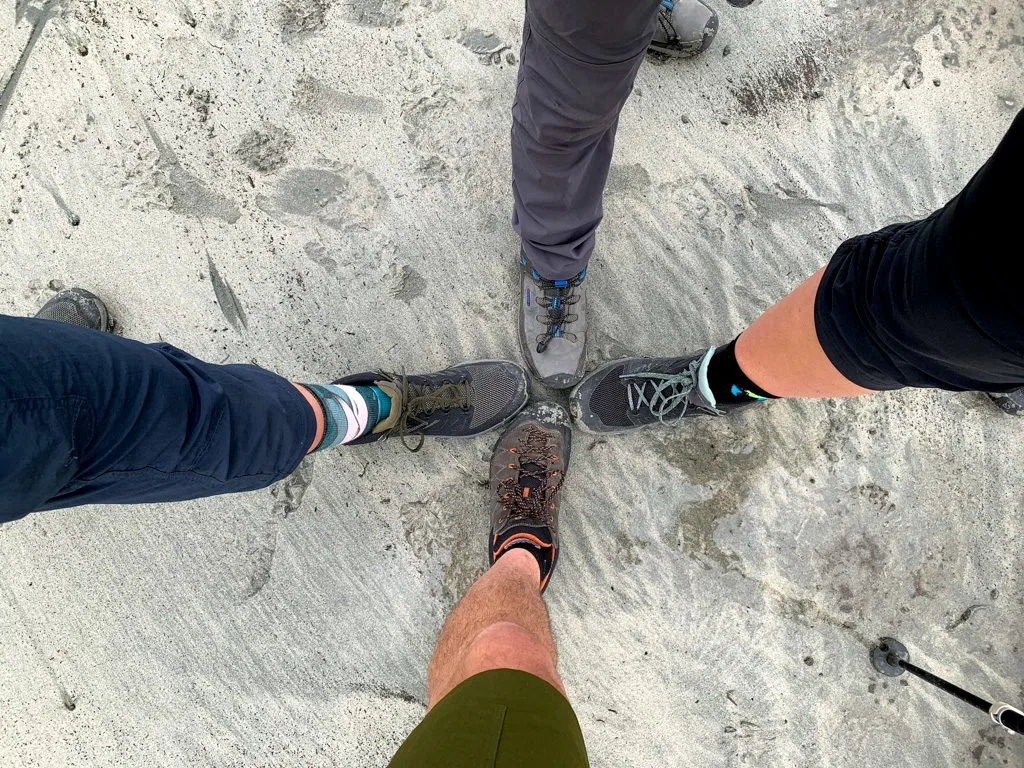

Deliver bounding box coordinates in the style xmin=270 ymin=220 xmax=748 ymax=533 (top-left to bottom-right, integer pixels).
xmin=493 ymin=527 xmax=557 ymax=592
xmin=705 ymin=338 xmax=778 ymax=405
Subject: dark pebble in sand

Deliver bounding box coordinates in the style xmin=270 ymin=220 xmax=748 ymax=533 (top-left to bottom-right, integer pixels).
xmin=681 ymin=114 xmax=690 ymax=124
xmin=723 ymin=45 xmax=732 ymax=57
xmin=77 ymin=44 xmax=88 ymax=56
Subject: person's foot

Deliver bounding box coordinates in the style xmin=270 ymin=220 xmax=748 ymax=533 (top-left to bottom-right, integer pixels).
xmin=570 ymin=348 xmax=753 ymax=433
xmin=489 ymin=403 xmax=571 ymax=592
xmin=334 ymin=360 xmax=529 ymax=451
xmin=648 ymin=0 xmax=719 ymax=58
xmin=518 ymin=253 xmax=588 ymax=390
xmin=35 ymin=288 xmax=111 ymax=332
xmin=989 ymin=388 xmax=1024 ymax=416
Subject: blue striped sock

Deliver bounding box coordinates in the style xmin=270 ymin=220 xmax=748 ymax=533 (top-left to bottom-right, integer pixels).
xmin=303 ymin=384 xmax=392 ymax=450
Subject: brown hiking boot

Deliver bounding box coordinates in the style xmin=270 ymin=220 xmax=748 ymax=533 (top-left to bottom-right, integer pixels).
xmin=489 ymin=403 xmax=572 ymax=592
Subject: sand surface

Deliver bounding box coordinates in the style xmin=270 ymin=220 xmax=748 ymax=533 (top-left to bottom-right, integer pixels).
xmin=2 ymin=0 xmax=1023 ymax=766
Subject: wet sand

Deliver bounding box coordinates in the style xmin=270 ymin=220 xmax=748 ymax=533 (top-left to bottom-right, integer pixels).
xmin=1 ymin=1 xmax=1022 ymax=766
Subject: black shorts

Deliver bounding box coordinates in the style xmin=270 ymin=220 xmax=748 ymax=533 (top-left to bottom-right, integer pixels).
xmin=814 ymin=108 xmax=1024 ymax=393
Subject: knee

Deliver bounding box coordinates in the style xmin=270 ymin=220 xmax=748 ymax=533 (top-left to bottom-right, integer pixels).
xmin=461 ymin=622 xmax=562 ymax=690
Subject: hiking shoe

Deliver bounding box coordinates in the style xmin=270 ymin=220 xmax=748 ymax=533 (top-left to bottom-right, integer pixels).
xmin=989 ymin=388 xmax=1024 ymax=416
xmin=519 ymin=253 xmax=588 ymax=389
xmin=649 ymin=0 xmax=718 ymax=58
xmin=334 ymin=360 xmax=529 ymax=451
xmin=35 ymin=288 xmax=111 ymax=332
xmin=489 ymin=403 xmax=571 ymax=592
xmin=570 ymin=348 xmax=751 ymax=433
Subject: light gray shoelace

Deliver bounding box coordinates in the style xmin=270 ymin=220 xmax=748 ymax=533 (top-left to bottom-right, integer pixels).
xmin=620 ymin=358 xmax=722 ymax=423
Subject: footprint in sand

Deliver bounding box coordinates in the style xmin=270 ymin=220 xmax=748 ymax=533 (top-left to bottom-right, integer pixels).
xmin=259 ymin=165 xmax=389 ymax=231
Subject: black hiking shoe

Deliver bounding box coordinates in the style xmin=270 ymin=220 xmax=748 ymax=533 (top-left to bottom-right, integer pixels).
xmin=570 ymin=348 xmax=753 ymax=433
xmin=489 ymin=403 xmax=571 ymax=592
xmin=989 ymin=388 xmax=1024 ymax=416
xmin=519 ymin=252 xmax=588 ymax=390
xmin=648 ymin=0 xmax=718 ymax=58
xmin=35 ymin=288 xmax=111 ymax=332
xmin=335 ymin=360 xmax=529 ymax=451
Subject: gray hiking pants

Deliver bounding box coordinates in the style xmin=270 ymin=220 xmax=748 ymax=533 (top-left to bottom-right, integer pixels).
xmin=512 ymin=0 xmax=662 ymax=280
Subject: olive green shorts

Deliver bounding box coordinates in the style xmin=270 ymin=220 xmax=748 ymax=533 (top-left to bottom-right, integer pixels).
xmin=388 ymin=669 xmax=589 ymax=768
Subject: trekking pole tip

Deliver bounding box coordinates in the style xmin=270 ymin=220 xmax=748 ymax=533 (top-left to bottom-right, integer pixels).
xmin=870 ymin=637 xmax=910 ymax=677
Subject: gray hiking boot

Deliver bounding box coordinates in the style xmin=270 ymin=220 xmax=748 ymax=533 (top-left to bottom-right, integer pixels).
xmin=989 ymin=388 xmax=1024 ymax=416
xmin=570 ymin=348 xmax=752 ymax=433
xmin=334 ymin=360 xmax=529 ymax=451
xmin=648 ymin=0 xmax=719 ymax=58
xmin=519 ymin=253 xmax=588 ymax=390
xmin=489 ymin=403 xmax=571 ymax=593
xmin=35 ymin=288 xmax=111 ymax=332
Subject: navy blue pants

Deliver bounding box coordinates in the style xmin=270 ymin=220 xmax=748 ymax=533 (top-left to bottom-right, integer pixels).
xmin=0 ymin=316 xmax=315 ymax=523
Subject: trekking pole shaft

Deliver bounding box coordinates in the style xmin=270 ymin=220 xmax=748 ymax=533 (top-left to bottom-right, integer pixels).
xmin=896 ymin=658 xmax=992 ymax=713
xmin=873 ymin=639 xmax=1024 ymax=735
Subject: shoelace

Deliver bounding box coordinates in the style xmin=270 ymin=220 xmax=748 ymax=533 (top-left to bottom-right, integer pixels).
xmin=658 ymin=0 xmax=679 ymax=41
xmin=534 ymin=273 xmax=584 ymax=353
xmin=498 ymin=426 xmax=563 ymax=526
xmin=620 ymin=358 xmax=723 ymax=424
xmin=378 ymin=373 xmax=472 ymax=452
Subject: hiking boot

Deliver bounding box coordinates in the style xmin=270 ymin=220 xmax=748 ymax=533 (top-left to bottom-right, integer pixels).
xmin=35 ymin=288 xmax=111 ymax=332
xmin=489 ymin=403 xmax=571 ymax=592
xmin=570 ymin=348 xmax=752 ymax=433
xmin=648 ymin=0 xmax=718 ymax=58
xmin=519 ymin=253 xmax=588 ymax=389
xmin=335 ymin=360 xmax=529 ymax=451
xmin=989 ymin=387 xmax=1024 ymax=416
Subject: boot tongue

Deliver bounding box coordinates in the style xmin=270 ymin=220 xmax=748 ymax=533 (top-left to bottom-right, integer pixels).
xmin=519 ymin=462 xmax=544 ymax=495
xmin=370 ymin=380 xmax=402 ymax=434
xmin=690 ymin=347 xmax=721 ymax=412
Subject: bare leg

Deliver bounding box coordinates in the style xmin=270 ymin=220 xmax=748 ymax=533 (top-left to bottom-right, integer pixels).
xmin=426 ymin=547 xmax=563 ymax=709
xmin=735 ymin=268 xmax=876 ymax=398
xmin=293 ymin=384 xmax=326 ymax=452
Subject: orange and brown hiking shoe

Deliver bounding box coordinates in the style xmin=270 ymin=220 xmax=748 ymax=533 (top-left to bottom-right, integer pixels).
xmin=489 ymin=403 xmax=571 ymax=592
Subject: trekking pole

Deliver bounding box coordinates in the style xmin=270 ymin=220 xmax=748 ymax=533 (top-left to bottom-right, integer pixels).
xmin=869 ymin=637 xmax=1024 ymax=735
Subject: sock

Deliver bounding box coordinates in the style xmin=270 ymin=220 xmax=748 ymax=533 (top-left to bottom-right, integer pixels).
xmin=493 ymin=529 xmax=556 ymax=592
xmin=704 ymin=338 xmax=778 ymax=405
xmin=302 ymin=384 xmax=393 ymax=450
